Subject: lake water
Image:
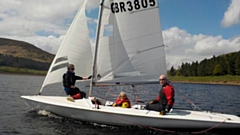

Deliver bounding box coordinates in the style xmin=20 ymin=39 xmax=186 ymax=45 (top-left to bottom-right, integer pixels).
xmin=0 ymin=74 xmax=240 ymax=135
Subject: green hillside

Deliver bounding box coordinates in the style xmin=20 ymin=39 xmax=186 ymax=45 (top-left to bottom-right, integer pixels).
xmin=0 ymin=37 xmax=54 ymax=63
xmin=0 ymin=37 xmax=54 ymax=75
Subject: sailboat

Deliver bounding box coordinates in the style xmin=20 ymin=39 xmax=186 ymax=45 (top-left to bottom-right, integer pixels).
xmin=21 ymin=0 xmax=240 ymax=130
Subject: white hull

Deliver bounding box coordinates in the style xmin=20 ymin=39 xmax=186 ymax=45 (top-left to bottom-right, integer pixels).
xmin=21 ymin=95 xmax=240 ymax=129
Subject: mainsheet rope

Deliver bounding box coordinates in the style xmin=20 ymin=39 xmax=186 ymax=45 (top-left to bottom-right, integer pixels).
xmin=132 ymin=85 xmax=140 ymax=104
xmin=168 ymin=81 xmax=202 ymax=111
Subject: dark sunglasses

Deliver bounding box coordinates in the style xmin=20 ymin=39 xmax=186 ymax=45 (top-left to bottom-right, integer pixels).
xmin=159 ymin=78 xmax=166 ymax=81
xmin=70 ymin=68 xmax=75 ymax=70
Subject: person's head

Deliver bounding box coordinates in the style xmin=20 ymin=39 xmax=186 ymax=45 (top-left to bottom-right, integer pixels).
xmin=118 ymin=92 xmax=128 ymax=100
xmin=159 ymin=74 xmax=168 ymax=86
xmin=67 ymin=64 xmax=75 ymax=72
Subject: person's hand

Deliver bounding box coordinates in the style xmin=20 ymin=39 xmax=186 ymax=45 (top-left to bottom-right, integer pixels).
xmin=91 ymin=97 xmax=96 ymax=101
xmin=70 ymin=85 xmax=75 ymax=88
xmin=149 ymin=100 xmax=156 ymax=104
xmin=88 ymin=75 xmax=92 ymax=79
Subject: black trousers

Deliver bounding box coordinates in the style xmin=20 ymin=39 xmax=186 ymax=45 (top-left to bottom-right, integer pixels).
xmin=67 ymin=87 xmax=86 ymax=98
xmin=91 ymin=98 xmax=107 ymax=105
xmin=146 ymin=103 xmax=163 ymax=112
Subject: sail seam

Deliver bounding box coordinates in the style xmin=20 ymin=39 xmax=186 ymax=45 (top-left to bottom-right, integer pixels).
xmin=138 ymin=44 xmax=164 ymax=53
xmin=99 ymin=31 xmax=162 ymax=47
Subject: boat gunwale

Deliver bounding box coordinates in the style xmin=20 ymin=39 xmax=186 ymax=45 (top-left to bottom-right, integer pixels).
xmin=21 ymin=95 xmax=240 ymax=125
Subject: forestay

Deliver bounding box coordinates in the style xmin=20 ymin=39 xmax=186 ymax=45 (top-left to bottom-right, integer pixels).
xmin=94 ymin=0 xmax=166 ymax=85
xmin=40 ymin=0 xmax=93 ymax=93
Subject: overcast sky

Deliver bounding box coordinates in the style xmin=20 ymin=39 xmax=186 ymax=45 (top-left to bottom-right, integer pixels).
xmin=0 ymin=0 xmax=239 ymax=69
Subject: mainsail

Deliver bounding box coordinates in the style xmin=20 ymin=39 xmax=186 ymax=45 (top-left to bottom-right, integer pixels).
xmin=94 ymin=0 xmax=166 ymax=85
xmin=40 ymin=0 xmax=92 ymax=93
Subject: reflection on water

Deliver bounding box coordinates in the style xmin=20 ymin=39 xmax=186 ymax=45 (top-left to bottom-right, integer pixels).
xmin=0 ymin=74 xmax=240 ymax=135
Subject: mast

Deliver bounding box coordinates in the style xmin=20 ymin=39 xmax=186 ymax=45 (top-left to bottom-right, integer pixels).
xmin=89 ymin=0 xmax=105 ymax=97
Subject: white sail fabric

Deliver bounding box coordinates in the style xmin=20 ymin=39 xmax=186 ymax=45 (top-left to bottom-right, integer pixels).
xmin=94 ymin=0 xmax=166 ymax=85
xmin=40 ymin=0 xmax=92 ymax=92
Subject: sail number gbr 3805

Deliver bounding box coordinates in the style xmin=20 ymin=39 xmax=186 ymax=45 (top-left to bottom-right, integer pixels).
xmin=111 ymin=0 xmax=156 ymax=13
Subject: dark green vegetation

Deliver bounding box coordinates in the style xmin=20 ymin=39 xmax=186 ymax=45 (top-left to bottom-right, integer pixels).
xmin=0 ymin=66 xmax=47 ymax=75
xmin=0 ymin=38 xmax=54 ymax=75
xmin=167 ymin=51 xmax=240 ymax=84
xmin=168 ymin=51 xmax=240 ymax=77
xmin=168 ymin=75 xmax=240 ymax=85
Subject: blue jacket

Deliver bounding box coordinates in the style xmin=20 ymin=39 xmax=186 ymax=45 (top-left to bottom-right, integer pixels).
xmin=62 ymin=71 xmax=83 ymax=93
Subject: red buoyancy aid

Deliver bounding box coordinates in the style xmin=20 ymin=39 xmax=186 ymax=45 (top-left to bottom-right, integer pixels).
xmin=156 ymin=84 xmax=174 ymax=107
xmin=72 ymin=93 xmax=81 ymax=99
xmin=115 ymin=98 xmax=131 ymax=108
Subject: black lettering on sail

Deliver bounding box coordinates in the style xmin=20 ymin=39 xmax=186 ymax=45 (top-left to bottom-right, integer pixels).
xmin=111 ymin=3 xmax=119 ymax=13
xmin=127 ymin=1 xmax=133 ymax=11
xmin=111 ymin=0 xmax=156 ymax=14
xmin=119 ymin=2 xmax=126 ymax=12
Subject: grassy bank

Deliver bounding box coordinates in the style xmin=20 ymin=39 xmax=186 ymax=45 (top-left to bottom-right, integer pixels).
xmin=168 ymin=75 xmax=240 ymax=85
xmin=1 ymin=66 xmax=240 ymax=85
xmin=0 ymin=66 xmax=47 ymax=75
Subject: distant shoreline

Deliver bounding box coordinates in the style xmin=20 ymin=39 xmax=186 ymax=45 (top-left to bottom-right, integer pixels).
xmin=169 ymin=75 xmax=240 ymax=86
xmin=0 ymin=72 xmax=45 ymax=76
xmin=1 ymin=72 xmax=240 ymax=86
xmin=171 ymin=80 xmax=240 ymax=86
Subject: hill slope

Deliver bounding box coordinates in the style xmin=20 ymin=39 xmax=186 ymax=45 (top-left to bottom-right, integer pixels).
xmin=0 ymin=37 xmax=54 ymax=63
xmin=0 ymin=37 xmax=54 ymax=72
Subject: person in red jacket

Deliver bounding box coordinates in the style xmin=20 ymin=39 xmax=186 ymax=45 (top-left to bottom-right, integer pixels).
xmin=113 ymin=92 xmax=131 ymax=108
xmin=146 ymin=74 xmax=175 ymax=114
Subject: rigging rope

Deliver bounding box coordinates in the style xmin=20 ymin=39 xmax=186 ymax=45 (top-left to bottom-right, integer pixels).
xmin=191 ymin=118 xmax=228 ymax=134
xmin=102 ymin=86 xmax=117 ymax=98
xmin=132 ymin=85 xmax=140 ymax=104
xmin=168 ymin=81 xmax=202 ymax=111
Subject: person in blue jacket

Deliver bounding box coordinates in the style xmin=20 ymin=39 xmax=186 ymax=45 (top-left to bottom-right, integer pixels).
xmin=62 ymin=64 xmax=91 ymax=101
